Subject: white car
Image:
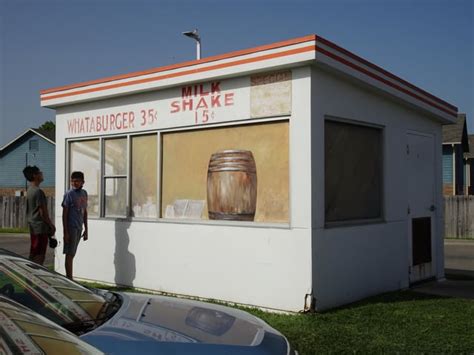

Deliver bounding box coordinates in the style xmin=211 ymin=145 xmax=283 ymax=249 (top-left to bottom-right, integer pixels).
xmin=0 ymin=249 xmax=296 ymax=354
xmin=0 ymin=295 xmax=103 ymax=354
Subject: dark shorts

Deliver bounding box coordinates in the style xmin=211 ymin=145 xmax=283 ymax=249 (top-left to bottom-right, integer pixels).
xmin=30 ymin=233 xmax=48 ymax=257
xmin=63 ymin=229 xmax=82 ymax=256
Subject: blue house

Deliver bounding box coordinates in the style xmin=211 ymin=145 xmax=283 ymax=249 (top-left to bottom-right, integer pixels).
xmin=442 ymin=114 xmax=469 ymax=195
xmin=0 ymin=128 xmax=55 ymax=197
xmin=464 ymin=133 xmax=474 ymax=195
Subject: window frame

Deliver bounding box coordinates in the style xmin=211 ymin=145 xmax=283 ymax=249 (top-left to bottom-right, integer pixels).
xmin=29 ymin=139 xmax=39 ymax=151
xmin=65 ymin=117 xmax=290 ymax=227
xmin=67 ymin=133 xmax=161 ymax=220
xmin=324 ymin=116 xmax=385 ymax=228
xmin=102 ymin=136 xmax=129 ymax=218
xmin=67 ymin=138 xmax=101 ymax=218
xmin=130 ymin=133 xmax=161 ymax=220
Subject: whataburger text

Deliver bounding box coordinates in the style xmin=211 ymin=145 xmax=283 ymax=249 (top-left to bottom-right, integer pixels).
xmin=65 ymin=81 xmax=236 ymax=135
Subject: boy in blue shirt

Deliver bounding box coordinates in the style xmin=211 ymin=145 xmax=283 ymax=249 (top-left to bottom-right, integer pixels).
xmin=62 ymin=171 xmax=88 ymax=280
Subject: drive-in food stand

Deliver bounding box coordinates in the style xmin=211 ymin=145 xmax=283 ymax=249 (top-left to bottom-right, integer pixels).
xmin=41 ymin=35 xmax=457 ymax=311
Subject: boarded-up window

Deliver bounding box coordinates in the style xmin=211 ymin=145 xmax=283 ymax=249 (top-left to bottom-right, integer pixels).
xmin=161 ymin=121 xmax=289 ymax=223
xmin=325 ymin=120 xmax=383 ymax=223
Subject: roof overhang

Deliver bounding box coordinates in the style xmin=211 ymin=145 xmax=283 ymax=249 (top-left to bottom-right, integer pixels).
xmin=40 ymin=34 xmax=457 ymax=124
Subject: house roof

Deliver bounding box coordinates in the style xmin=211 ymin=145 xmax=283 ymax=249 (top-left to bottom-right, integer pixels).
xmin=465 ymin=134 xmax=474 ymax=159
xmin=442 ymin=113 xmax=469 ymax=151
xmin=0 ymin=128 xmax=55 ymax=152
xmin=40 ymin=34 xmax=457 ymax=123
xmin=31 ymin=128 xmax=56 ymax=143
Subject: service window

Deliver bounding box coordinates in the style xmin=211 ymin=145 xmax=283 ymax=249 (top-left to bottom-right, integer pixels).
xmin=104 ymin=138 xmax=128 ymax=217
xmin=69 ymin=134 xmax=158 ymax=219
xmin=325 ymin=119 xmax=383 ymax=225
xmin=131 ymin=135 xmax=158 ymax=218
xmin=69 ymin=140 xmax=100 ymax=217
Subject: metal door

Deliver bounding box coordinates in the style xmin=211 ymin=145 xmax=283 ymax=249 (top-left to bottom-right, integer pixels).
xmin=406 ymin=132 xmax=436 ymax=283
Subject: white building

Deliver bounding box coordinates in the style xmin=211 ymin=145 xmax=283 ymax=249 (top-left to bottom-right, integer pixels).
xmin=41 ymin=35 xmax=457 ymax=311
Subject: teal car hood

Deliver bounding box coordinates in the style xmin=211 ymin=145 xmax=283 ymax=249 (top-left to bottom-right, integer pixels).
xmin=81 ymin=292 xmax=291 ymax=354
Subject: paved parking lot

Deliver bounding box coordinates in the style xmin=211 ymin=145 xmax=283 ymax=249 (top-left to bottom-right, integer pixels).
xmin=445 ymin=239 xmax=474 ymax=276
xmin=0 ymin=233 xmax=55 ymax=267
xmin=0 ymin=234 xmax=472 ymax=299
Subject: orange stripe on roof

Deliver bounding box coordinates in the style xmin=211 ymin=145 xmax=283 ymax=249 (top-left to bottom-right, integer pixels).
xmin=40 ymin=34 xmax=457 ymax=116
xmin=316 ymin=36 xmax=457 ymax=111
xmin=316 ymin=46 xmax=457 ymax=117
xmin=40 ymin=45 xmax=316 ymax=101
xmin=40 ymin=34 xmax=317 ymax=95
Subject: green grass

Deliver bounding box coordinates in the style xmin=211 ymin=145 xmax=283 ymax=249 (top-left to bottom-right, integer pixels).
xmin=445 ymin=236 xmax=474 ymax=241
xmin=79 ymin=282 xmax=474 ymax=354
xmin=0 ymin=227 xmax=29 ymax=234
xmin=247 ymin=292 xmax=474 ymax=354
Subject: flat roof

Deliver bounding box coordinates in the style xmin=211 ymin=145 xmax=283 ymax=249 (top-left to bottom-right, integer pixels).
xmin=40 ymin=34 xmax=457 ymax=122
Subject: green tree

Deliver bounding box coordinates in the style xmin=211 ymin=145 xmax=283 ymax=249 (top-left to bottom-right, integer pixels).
xmin=38 ymin=120 xmax=55 ymax=131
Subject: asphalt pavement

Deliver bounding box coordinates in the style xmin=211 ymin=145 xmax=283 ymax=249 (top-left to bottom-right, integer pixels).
xmin=0 ymin=233 xmax=472 ymax=299
xmin=444 ymin=238 xmax=474 ymax=278
xmin=413 ymin=239 xmax=474 ymax=300
xmin=0 ymin=233 xmax=55 ymax=267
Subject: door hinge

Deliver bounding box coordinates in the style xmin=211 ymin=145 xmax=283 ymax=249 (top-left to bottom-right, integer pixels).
xmin=408 ymin=265 xmax=412 ymax=274
xmin=406 ymin=144 xmax=410 ymax=155
xmin=407 ymin=205 xmax=411 ymax=215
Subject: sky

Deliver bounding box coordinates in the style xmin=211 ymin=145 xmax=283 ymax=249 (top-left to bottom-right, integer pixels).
xmin=0 ymin=0 xmax=472 ymax=147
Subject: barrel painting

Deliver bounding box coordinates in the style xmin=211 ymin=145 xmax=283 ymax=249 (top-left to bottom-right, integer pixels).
xmin=207 ymin=150 xmax=257 ymax=221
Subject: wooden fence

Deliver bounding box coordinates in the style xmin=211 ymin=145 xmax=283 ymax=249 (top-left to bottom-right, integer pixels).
xmin=0 ymin=196 xmax=55 ymax=229
xmin=0 ymin=195 xmax=472 ymax=238
xmin=444 ymin=196 xmax=474 ymax=239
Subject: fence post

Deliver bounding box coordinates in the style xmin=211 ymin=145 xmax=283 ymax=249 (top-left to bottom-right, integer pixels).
xmin=0 ymin=196 xmax=55 ymax=229
xmin=444 ymin=196 xmax=474 ymax=239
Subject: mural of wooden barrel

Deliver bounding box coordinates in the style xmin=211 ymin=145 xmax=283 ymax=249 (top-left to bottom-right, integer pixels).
xmin=207 ymin=150 xmax=257 ymax=221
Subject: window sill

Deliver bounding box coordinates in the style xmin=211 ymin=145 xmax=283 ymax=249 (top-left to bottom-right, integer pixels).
xmin=89 ymin=216 xmax=290 ymax=229
xmin=324 ymin=218 xmax=385 ymax=229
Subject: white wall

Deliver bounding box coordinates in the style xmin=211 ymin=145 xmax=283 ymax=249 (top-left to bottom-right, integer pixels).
xmin=311 ymin=67 xmax=443 ymax=310
xmin=53 ymin=66 xmax=314 ymax=312
xmin=53 ymin=63 xmax=445 ymax=312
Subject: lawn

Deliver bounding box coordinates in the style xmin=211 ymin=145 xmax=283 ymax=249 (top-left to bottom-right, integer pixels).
xmin=81 ymin=282 xmax=474 ymax=354
xmin=0 ymin=227 xmax=29 ymax=233
xmin=249 ymin=291 xmax=474 ymax=354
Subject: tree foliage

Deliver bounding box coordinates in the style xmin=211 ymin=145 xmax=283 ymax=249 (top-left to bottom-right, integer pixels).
xmin=38 ymin=120 xmax=55 ymax=131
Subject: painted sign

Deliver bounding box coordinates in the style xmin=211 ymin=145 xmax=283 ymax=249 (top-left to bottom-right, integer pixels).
xmin=63 ymin=76 xmax=251 ymax=138
xmin=251 ymin=70 xmax=292 ymax=118
xmin=170 ymin=82 xmax=236 ymax=124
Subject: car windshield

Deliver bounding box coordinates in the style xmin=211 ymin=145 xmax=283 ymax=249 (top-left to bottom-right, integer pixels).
xmin=0 ymin=296 xmax=103 ymax=354
xmin=0 ymin=255 xmax=116 ymax=333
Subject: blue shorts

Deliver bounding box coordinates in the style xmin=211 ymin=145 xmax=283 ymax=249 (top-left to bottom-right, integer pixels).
xmin=63 ymin=229 xmax=82 ymax=256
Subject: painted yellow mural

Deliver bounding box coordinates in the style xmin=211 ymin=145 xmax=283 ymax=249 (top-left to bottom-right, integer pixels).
xmin=207 ymin=149 xmax=257 ymax=221
xmin=161 ymin=121 xmax=289 ymax=223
